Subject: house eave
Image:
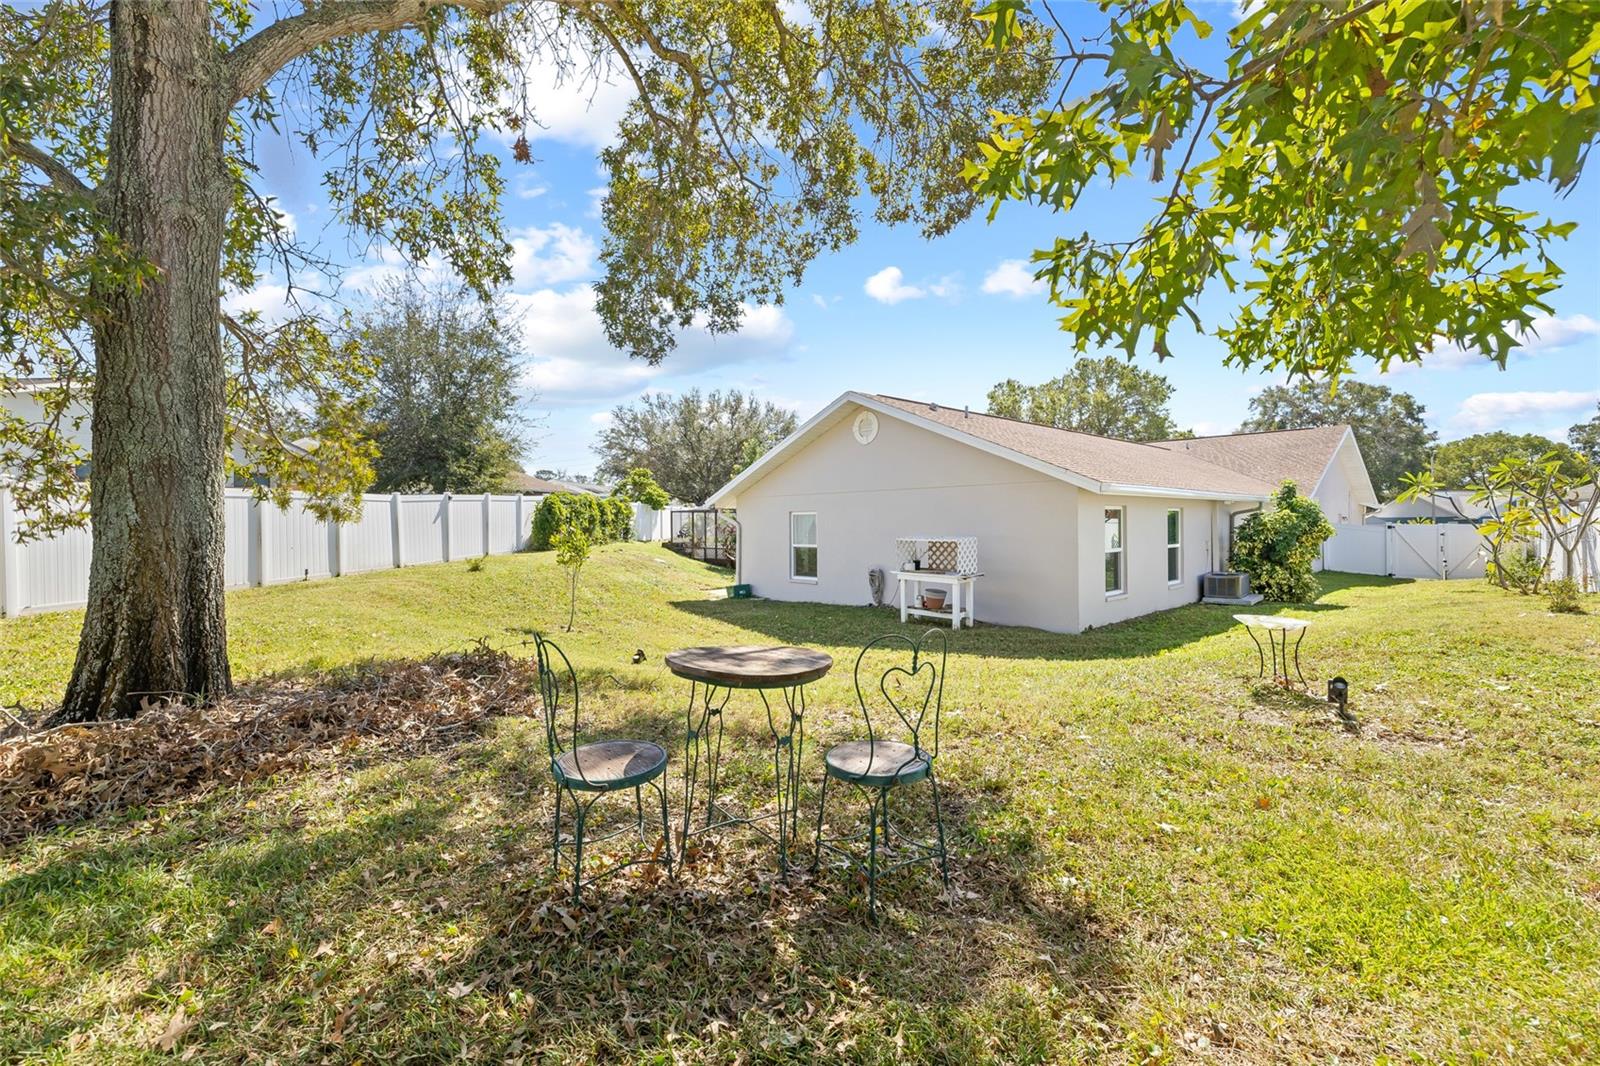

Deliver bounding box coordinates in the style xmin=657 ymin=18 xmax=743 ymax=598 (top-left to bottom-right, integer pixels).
xmin=1096 ymin=483 xmax=1271 ymax=503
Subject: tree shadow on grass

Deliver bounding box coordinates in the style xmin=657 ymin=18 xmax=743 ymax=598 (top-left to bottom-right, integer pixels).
xmin=4 ymin=699 xmax=1126 ymax=1063
xmin=669 ymin=594 xmax=1354 ymax=664
xmin=0 ymin=765 xmax=458 ymax=1057
xmin=434 ymin=766 xmax=1127 ymax=1063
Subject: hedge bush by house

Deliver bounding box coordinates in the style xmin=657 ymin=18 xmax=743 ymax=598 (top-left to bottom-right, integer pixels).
xmin=1230 ymin=481 xmax=1334 ymax=602
xmin=530 ymin=492 xmax=633 ymax=550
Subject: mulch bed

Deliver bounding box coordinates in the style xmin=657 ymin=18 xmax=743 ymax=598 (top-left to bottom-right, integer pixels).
xmin=0 ymin=647 xmax=537 ymax=846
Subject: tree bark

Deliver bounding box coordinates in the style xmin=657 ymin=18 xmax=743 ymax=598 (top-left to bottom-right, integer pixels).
xmin=55 ymin=0 xmax=235 ymax=721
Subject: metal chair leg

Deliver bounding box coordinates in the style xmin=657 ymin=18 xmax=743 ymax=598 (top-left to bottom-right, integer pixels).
xmin=571 ymin=799 xmax=588 ymax=905
xmin=811 ymin=772 xmax=830 ymax=872
xmin=552 ymin=786 xmax=564 ymax=874
xmin=866 ymin=788 xmax=884 ymax=920
xmin=635 ymin=785 xmax=646 ymax=842
xmin=656 ymin=779 xmax=675 ymax=879
xmin=929 ymin=771 xmax=950 ymax=887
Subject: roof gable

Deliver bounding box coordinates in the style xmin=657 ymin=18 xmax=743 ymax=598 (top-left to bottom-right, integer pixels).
xmin=709 ymin=392 xmax=1275 ymax=506
xmin=1148 ymin=425 xmax=1377 ymax=508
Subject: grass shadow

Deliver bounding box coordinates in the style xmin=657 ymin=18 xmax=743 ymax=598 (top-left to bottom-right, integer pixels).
xmin=669 ymin=594 xmax=1353 ymax=664
xmin=426 ymin=762 xmax=1126 ymax=1062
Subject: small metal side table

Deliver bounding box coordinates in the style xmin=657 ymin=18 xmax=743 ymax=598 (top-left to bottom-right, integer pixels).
xmin=665 ymin=645 xmax=833 ymax=872
xmin=1233 ymin=614 xmax=1311 ymax=689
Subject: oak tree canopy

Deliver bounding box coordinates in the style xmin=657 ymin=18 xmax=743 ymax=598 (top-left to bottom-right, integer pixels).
xmin=969 ymin=0 xmax=1598 ymax=379
xmin=0 ymin=0 xmax=1050 ymax=718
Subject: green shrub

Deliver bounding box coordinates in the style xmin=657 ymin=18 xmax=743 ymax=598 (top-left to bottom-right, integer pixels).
xmin=1230 ymin=481 xmax=1334 ymax=602
xmin=612 ymin=467 xmax=671 ymax=511
xmin=1545 ymin=577 xmax=1582 ymax=613
xmin=603 ymin=496 xmax=633 ymax=543
xmin=531 ymin=492 xmax=636 ymax=550
xmin=1488 ymin=548 xmax=1545 ymax=594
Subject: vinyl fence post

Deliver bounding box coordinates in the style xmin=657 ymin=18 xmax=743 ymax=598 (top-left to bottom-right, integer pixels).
xmin=390 ymin=492 xmax=403 ymax=568
xmin=332 ymin=508 xmax=346 ymax=578
xmin=255 ymin=497 xmax=271 ymax=586
xmin=441 ymin=493 xmax=451 ymax=562
xmin=514 ymin=494 xmax=524 ymax=550
xmin=0 ymin=486 xmax=22 ymax=618
xmin=483 ymin=492 xmax=491 ymax=555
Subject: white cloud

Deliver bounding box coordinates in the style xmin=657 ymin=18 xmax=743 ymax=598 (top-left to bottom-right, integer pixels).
xmin=513 ymin=176 xmax=549 ymax=200
xmin=1515 ymin=313 xmax=1600 ymax=354
xmin=864 ymin=266 xmax=926 ymax=304
xmin=927 ymin=274 xmax=962 ymax=301
xmin=507 ymin=223 xmax=597 ymax=289
xmin=509 ymin=50 xmax=635 ymax=150
xmin=1448 ymin=390 xmax=1600 ymax=432
xmin=508 ymin=285 xmax=795 ymax=406
xmin=1408 ymin=314 xmax=1600 ymax=373
xmin=221 ymin=283 xmax=298 ymax=325
xmin=981 ymin=259 xmax=1045 ymax=298
xmin=331 ymin=223 xmax=596 ymax=298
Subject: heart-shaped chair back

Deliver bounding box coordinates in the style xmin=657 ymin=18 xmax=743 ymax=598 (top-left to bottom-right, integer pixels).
xmin=852 ymin=630 xmax=948 ymax=777
xmin=532 ymin=633 xmax=590 ymax=785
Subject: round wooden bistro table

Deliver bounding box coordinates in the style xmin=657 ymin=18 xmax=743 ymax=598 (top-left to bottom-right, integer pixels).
xmin=1233 ymin=614 xmax=1311 ymax=689
xmin=664 ymin=645 xmax=833 ymax=873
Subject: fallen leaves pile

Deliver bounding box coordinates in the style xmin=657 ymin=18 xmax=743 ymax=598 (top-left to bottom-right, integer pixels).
xmin=0 ymin=646 xmax=536 ymax=845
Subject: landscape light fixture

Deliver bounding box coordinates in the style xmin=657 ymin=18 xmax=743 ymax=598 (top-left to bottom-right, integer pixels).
xmin=1327 ymin=676 xmax=1355 ymax=729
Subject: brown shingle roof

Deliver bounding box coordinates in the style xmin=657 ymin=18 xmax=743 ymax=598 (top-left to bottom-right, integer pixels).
xmin=873 ymin=395 xmax=1276 ymax=498
xmin=1147 ymin=425 xmax=1350 ymax=495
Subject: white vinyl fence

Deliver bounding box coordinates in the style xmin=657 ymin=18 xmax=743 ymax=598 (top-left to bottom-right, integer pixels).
xmin=1541 ymin=526 xmax=1600 ymax=590
xmin=1322 ymin=522 xmax=1488 ymax=580
xmin=0 ymin=487 xmax=668 ymax=617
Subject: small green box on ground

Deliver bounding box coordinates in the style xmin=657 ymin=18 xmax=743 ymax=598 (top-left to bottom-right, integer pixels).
xmin=729 ymin=584 xmax=752 ymax=599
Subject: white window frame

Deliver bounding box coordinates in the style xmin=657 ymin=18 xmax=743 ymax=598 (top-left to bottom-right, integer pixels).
xmin=789 ymin=511 xmax=818 ymax=583
xmin=1166 ymin=508 xmax=1183 ymax=586
xmin=1103 ymin=507 xmax=1125 ymax=598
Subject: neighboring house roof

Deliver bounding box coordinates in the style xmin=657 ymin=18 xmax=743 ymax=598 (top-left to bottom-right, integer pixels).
xmin=503 ymin=473 xmax=612 ymax=496
xmin=504 ymin=473 xmax=565 ymax=494
xmin=711 ymin=391 xmax=1301 ymax=507
xmin=6 ymin=378 xmax=60 ymax=393
xmin=1369 ymin=490 xmax=1492 ymax=523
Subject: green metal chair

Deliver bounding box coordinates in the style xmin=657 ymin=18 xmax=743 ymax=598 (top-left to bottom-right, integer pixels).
xmin=533 ymin=633 xmax=673 ymax=904
xmin=812 ymin=629 xmax=950 ymax=918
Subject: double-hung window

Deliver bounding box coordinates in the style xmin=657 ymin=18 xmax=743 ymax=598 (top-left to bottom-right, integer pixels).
xmin=790 ymin=512 xmax=817 ymax=581
xmin=1166 ymin=508 xmax=1182 ymax=585
xmin=1104 ymin=507 xmax=1124 ymax=595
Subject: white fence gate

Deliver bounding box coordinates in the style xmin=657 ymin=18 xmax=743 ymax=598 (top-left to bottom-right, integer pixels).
xmin=1322 ymin=522 xmax=1488 ymax=580
xmin=0 ymin=488 xmax=669 ymax=617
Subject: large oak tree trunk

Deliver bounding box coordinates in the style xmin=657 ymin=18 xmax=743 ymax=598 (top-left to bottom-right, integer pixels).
xmin=56 ymin=0 xmax=234 ymax=721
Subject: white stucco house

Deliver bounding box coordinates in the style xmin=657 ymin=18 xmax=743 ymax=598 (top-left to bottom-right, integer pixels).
xmin=708 ymin=392 xmax=1377 ymax=633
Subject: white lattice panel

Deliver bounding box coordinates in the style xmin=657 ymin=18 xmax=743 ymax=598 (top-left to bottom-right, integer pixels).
xmin=895 ymin=536 xmax=978 ymax=575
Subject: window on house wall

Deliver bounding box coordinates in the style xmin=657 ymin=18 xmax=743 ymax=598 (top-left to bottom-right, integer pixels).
xmin=1167 ymin=508 xmax=1182 ymax=584
xmin=790 ymin=511 xmax=817 ymax=580
xmin=1104 ymin=507 xmax=1123 ymax=595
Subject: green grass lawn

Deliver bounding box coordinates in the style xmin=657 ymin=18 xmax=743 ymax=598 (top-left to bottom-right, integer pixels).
xmin=3 ymin=543 xmax=1598 ymax=1063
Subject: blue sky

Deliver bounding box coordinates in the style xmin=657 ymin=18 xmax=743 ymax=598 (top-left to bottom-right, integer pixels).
xmin=237 ymin=0 xmax=1600 ymax=480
